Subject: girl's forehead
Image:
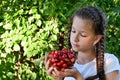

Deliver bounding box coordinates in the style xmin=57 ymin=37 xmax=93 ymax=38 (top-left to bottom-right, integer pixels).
xmin=72 ymin=16 xmax=93 ymax=29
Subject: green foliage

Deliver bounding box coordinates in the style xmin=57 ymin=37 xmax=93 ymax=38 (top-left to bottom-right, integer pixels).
xmin=0 ymin=0 xmax=120 ymax=80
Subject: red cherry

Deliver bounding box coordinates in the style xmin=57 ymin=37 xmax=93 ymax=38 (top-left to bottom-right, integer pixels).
xmin=50 ymin=59 xmax=55 ymax=63
xmin=60 ymin=60 xmax=64 ymax=64
xmin=54 ymin=53 xmax=58 ymax=58
xmin=54 ymin=58 xmax=59 ymax=62
xmin=53 ymin=63 xmax=57 ymax=67
xmin=69 ymin=54 xmax=74 ymax=59
xmin=62 ymin=63 xmax=67 ymax=68
xmin=51 ymin=50 xmax=55 ymax=54
xmin=54 ymin=50 xmax=58 ymax=54
xmin=62 ymin=54 xmax=67 ymax=58
xmin=61 ymin=68 xmax=65 ymax=72
xmin=62 ymin=48 xmax=66 ymax=51
xmin=57 ymin=62 xmax=61 ymax=67
xmin=62 ymin=48 xmax=67 ymax=53
xmin=48 ymin=54 xmax=53 ymax=58
xmin=59 ymin=55 xmax=62 ymax=60
xmin=64 ymin=58 xmax=70 ymax=62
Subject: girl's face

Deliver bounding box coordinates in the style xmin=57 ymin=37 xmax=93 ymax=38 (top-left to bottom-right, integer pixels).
xmin=70 ymin=16 xmax=98 ymax=53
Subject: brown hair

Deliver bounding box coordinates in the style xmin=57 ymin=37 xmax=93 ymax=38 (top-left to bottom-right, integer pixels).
xmin=68 ymin=6 xmax=107 ymax=80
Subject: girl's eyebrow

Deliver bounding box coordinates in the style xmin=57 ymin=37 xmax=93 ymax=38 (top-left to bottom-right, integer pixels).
xmin=72 ymin=27 xmax=88 ymax=34
xmin=80 ymin=31 xmax=88 ymax=34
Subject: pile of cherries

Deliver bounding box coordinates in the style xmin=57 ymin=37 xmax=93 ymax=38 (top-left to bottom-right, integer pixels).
xmin=48 ymin=48 xmax=76 ymax=71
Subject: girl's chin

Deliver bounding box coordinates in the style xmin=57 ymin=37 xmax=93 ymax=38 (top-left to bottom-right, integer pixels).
xmin=72 ymin=47 xmax=80 ymax=52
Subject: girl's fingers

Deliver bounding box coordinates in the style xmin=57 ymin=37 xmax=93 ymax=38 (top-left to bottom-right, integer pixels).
xmin=45 ymin=59 xmax=50 ymax=70
xmin=52 ymin=70 xmax=56 ymax=76
xmin=54 ymin=67 xmax=64 ymax=77
xmin=46 ymin=66 xmax=54 ymax=75
xmin=44 ymin=53 xmax=48 ymax=64
xmin=44 ymin=53 xmax=51 ymax=70
xmin=48 ymin=67 xmax=59 ymax=77
xmin=64 ymin=67 xmax=76 ymax=72
xmin=64 ymin=68 xmax=73 ymax=72
xmin=54 ymin=67 xmax=59 ymax=72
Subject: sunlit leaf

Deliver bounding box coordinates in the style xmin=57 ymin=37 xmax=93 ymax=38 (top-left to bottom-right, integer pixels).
xmin=29 ymin=8 xmax=37 ymax=14
xmin=3 ymin=23 xmax=12 ymax=30
xmin=36 ymin=20 xmax=42 ymax=27
xmin=13 ymin=44 xmax=20 ymax=51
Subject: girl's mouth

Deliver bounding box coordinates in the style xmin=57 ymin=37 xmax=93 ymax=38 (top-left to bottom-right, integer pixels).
xmin=72 ymin=43 xmax=80 ymax=47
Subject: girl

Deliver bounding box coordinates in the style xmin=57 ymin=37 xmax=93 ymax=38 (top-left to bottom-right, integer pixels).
xmin=45 ymin=6 xmax=120 ymax=80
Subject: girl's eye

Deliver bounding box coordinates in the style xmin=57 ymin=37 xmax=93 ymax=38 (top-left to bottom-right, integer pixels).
xmin=71 ymin=30 xmax=76 ymax=33
xmin=80 ymin=34 xmax=87 ymax=37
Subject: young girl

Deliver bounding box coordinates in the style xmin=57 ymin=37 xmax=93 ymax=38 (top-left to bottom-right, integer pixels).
xmin=45 ymin=6 xmax=120 ymax=80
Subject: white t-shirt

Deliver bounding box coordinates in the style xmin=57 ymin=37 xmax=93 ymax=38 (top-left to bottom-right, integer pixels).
xmin=64 ymin=53 xmax=120 ymax=80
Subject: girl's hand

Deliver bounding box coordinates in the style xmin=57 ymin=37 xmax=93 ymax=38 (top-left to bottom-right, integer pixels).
xmin=44 ymin=53 xmax=83 ymax=80
xmin=53 ymin=67 xmax=84 ymax=80
xmin=44 ymin=54 xmax=63 ymax=80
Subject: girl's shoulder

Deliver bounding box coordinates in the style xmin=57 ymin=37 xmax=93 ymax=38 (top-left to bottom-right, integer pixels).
xmin=104 ymin=53 xmax=120 ymax=67
xmin=104 ymin=53 xmax=120 ymax=76
xmin=104 ymin=53 xmax=120 ymax=65
xmin=104 ymin=53 xmax=119 ymax=60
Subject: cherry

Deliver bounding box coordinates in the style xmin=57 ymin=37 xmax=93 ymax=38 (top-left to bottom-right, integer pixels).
xmin=53 ymin=63 xmax=57 ymax=67
xmin=62 ymin=63 xmax=67 ymax=68
xmin=47 ymin=48 xmax=76 ymax=71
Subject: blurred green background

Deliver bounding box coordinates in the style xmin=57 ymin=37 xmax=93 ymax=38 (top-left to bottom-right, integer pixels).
xmin=0 ymin=0 xmax=120 ymax=80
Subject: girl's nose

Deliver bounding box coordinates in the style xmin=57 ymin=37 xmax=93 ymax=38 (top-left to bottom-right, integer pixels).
xmin=74 ymin=34 xmax=79 ymax=42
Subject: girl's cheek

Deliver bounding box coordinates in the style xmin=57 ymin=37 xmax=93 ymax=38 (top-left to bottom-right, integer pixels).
xmin=70 ymin=33 xmax=74 ymax=39
xmin=70 ymin=35 xmax=73 ymax=42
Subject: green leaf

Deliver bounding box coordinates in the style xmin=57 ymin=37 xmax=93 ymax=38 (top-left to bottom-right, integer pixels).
xmin=13 ymin=44 xmax=20 ymax=51
xmin=13 ymin=9 xmax=24 ymax=17
xmin=51 ymin=35 xmax=57 ymax=41
xmin=31 ymin=72 xmax=36 ymax=80
xmin=33 ymin=14 xmax=41 ymax=19
xmin=34 ymin=59 xmax=40 ymax=68
xmin=0 ymin=53 xmax=7 ymax=58
xmin=0 ymin=22 xmax=3 ymax=26
xmin=14 ymin=18 xmax=20 ymax=27
xmin=21 ymin=41 xmax=27 ymax=47
xmin=3 ymin=23 xmax=12 ymax=30
xmin=5 ymin=47 xmax=11 ymax=53
xmin=28 ymin=16 xmax=34 ymax=24
xmin=36 ymin=20 xmax=42 ymax=27
xmin=29 ymin=8 xmax=37 ymax=14
xmin=18 ymin=9 xmax=24 ymax=14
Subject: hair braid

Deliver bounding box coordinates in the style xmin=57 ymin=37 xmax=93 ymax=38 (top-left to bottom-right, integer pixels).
xmin=85 ymin=37 xmax=106 ymax=80
xmin=96 ymin=36 xmax=106 ymax=80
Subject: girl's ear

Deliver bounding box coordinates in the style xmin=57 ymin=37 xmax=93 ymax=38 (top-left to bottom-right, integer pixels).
xmin=93 ymin=35 xmax=103 ymax=46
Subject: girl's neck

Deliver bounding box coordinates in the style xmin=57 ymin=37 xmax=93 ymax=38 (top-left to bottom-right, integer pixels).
xmin=77 ymin=50 xmax=96 ymax=64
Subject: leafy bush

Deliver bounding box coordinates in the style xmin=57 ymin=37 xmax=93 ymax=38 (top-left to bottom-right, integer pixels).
xmin=0 ymin=0 xmax=120 ymax=80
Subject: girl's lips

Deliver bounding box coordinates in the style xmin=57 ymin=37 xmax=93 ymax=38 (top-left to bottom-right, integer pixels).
xmin=72 ymin=43 xmax=80 ymax=47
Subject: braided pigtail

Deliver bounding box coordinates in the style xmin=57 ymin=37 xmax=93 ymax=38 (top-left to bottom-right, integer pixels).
xmin=85 ymin=36 xmax=106 ymax=80
xmin=96 ymin=36 xmax=106 ymax=80
xmin=85 ymin=37 xmax=106 ymax=80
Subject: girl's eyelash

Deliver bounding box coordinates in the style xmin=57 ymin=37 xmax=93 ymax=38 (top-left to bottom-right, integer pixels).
xmin=80 ymin=34 xmax=87 ymax=37
xmin=71 ymin=30 xmax=76 ymax=33
xmin=71 ymin=30 xmax=87 ymax=37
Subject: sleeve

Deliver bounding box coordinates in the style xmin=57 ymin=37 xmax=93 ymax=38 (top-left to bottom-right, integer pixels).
xmin=104 ymin=54 xmax=120 ymax=77
xmin=64 ymin=77 xmax=75 ymax=80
